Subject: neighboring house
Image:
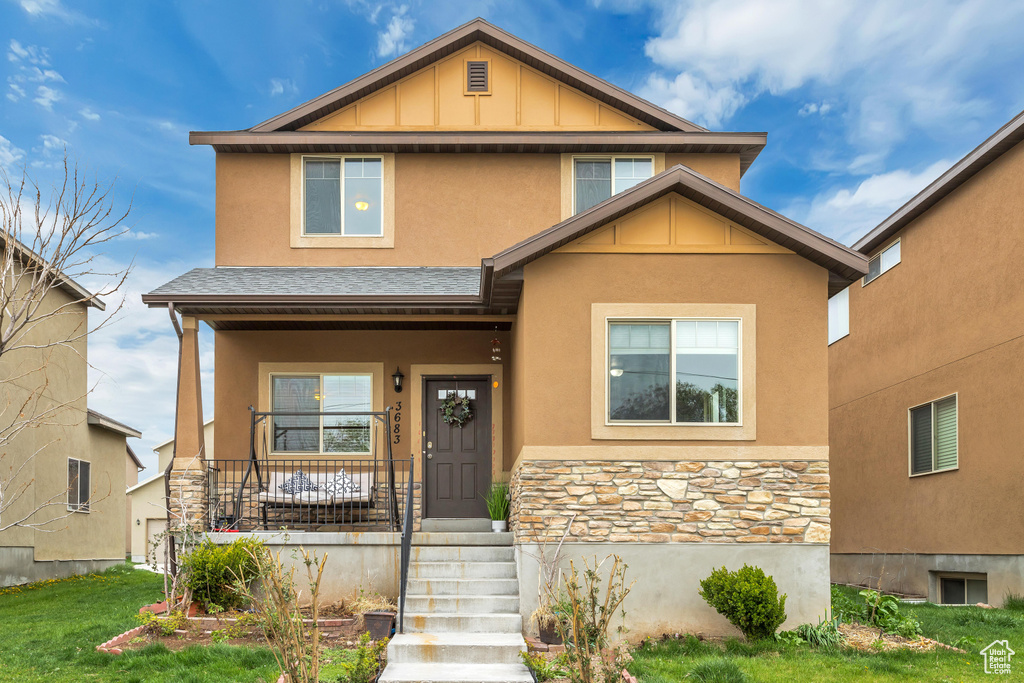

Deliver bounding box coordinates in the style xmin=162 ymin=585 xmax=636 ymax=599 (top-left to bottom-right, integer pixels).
xmin=0 ymin=242 xmax=141 ymax=586
xmin=143 ymin=19 xmax=866 ymax=642
xmin=829 ymin=110 xmax=1024 ymax=605
xmin=128 ymin=419 xmax=213 ymax=563
xmin=125 ymin=444 xmax=144 ymax=558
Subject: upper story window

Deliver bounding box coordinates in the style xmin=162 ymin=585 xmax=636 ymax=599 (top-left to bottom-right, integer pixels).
xmin=910 ymin=394 xmax=957 ymax=476
xmin=303 ymin=156 xmax=383 ymax=237
xmin=271 ymin=373 xmax=373 ymax=454
xmin=67 ymin=458 xmax=91 ymax=513
xmin=608 ymin=319 xmax=740 ymax=424
xmin=863 ymin=238 xmax=900 ymax=285
xmin=574 ymin=156 xmax=654 ymax=214
xmin=828 ymin=287 xmax=850 ymax=345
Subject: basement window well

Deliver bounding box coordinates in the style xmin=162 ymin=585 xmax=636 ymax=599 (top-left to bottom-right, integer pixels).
xmin=938 ymin=575 xmax=988 ymax=605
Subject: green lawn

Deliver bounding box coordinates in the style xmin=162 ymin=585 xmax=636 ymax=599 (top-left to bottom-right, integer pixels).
xmin=629 ymin=587 xmax=1024 ymax=682
xmin=0 ymin=564 xmax=280 ymax=683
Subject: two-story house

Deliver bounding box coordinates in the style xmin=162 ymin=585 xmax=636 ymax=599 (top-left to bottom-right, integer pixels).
xmin=144 ymin=20 xmax=866 ymax=669
xmin=1 ymin=238 xmax=141 ymax=586
xmin=829 ymin=110 xmax=1024 ymax=606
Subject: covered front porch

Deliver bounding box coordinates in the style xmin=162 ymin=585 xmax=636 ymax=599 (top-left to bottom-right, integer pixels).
xmin=142 ymin=265 xmax=520 ymax=537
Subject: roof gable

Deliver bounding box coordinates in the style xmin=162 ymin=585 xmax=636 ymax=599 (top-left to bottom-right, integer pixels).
xmin=298 ymin=40 xmax=656 ymax=132
xmin=251 ymin=18 xmax=703 ymax=134
xmin=492 ymin=165 xmax=868 ymax=293
xmin=854 ymin=108 xmax=1024 ymax=254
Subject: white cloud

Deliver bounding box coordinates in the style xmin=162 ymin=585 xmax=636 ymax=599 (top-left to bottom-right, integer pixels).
xmin=0 ymin=135 xmax=26 ymax=171
xmin=8 ymin=40 xmax=65 ymax=107
xmin=639 ymin=72 xmax=745 ymax=128
xmin=798 ymin=159 xmax=951 ymax=244
xmin=269 ymin=77 xmax=297 ymax=97
xmin=79 ymin=107 xmax=100 ymax=121
xmin=634 ymin=0 xmax=1024 ymax=154
xmin=18 ymin=0 xmax=97 ymax=25
xmin=377 ymin=5 xmax=415 ymax=58
xmin=8 ymin=39 xmax=50 ymax=66
xmin=116 ymin=230 xmax=159 ymax=241
xmin=84 ymin=258 xmax=215 ymax=471
xmin=798 ymin=101 xmax=832 ymax=117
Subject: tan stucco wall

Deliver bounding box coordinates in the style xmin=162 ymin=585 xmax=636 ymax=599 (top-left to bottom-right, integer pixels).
xmin=214 ymin=153 xmax=744 ymax=267
xmin=213 ymin=329 xmax=511 ymax=472
xmin=0 ymin=263 xmax=128 ymax=569
xmin=125 ymin=453 xmax=139 ymax=554
xmin=829 ymin=139 xmax=1024 ymax=556
xmin=514 ymin=252 xmax=829 ymax=454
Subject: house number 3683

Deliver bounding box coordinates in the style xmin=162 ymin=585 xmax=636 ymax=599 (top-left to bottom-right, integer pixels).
xmin=393 ymin=401 xmax=402 ymax=445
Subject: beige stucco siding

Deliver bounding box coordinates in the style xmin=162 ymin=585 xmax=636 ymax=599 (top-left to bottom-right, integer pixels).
xmin=214 ymin=153 xmax=744 ymax=268
xmin=514 ymin=252 xmax=829 ymax=453
xmin=829 ymin=139 xmax=1024 ymax=557
xmin=213 ymin=329 xmax=511 ymax=471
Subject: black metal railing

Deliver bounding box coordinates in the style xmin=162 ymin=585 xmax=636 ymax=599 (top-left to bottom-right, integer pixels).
xmin=205 ymin=407 xmax=407 ymax=532
xmin=398 ymin=454 xmax=416 ymax=633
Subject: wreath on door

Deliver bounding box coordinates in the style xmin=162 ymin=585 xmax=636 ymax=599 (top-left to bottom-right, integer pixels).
xmin=441 ymin=391 xmax=474 ymax=428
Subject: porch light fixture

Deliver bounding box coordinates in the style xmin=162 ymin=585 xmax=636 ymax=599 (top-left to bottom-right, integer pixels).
xmin=392 ymin=367 xmax=405 ymax=393
xmin=491 ymin=331 xmax=502 ymax=362
xmin=354 ymin=201 xmax=370 ymax=211
xmin=610 ymin=368 xmax=624 ymax=377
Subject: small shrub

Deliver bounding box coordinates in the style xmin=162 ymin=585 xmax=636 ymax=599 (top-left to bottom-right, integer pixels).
xmin=520 ymin=651 xmax=568 ymax=682
xmin=484 ymin=481 xmax=510 ymax=521
xmin=179 ymin=537 xmax=266 ymax=611
xmin=136 ymin=609 xmax=189 ymax=637
xmin=699 ymin=565 xmax=787 ymax=641
xmin=332 ymin=631 xmax=388 ymax=683
xmin=859 ymin=589 xmax=921 ymax=638
xmin=686 ymin=659 xmax=746 ymax=683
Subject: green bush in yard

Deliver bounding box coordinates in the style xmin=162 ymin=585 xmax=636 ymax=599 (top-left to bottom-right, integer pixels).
xmin=180 ymin=537 xmax=266 ymax=611
xmin=699 ymin=565 xmax=787 ymax=641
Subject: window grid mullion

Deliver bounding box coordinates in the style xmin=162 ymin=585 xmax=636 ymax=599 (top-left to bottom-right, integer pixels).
xmin=932 ymin=401 xmax=938 ymax=472
xmin=319 ymin=374 xmax=326 ymax=454
xmin=668 ymin=319 xmax=676 ymax=425
xmin=339 ymin=162 xmax=346 ymax=236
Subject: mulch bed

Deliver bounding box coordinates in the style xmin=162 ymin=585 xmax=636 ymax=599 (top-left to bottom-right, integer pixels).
xmin=117 ymin=612 xmax=367 ymax=653
xmin=838 ymin=623 xmax=966 ymax=653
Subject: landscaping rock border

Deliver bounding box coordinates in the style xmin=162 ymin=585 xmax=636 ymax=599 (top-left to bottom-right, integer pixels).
xmin=96 ymin=625 xmax=147 ymax=655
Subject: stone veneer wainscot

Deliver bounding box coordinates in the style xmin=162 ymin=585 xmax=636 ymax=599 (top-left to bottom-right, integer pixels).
xmin=510 ymin=460 xmax=830 ymax=544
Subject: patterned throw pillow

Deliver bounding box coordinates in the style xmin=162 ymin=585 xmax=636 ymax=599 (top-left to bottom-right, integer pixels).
xmin=278 ymin=470 xmax=317 ymax=495
xmin=322 ymin=471 xmax=360 ymax=497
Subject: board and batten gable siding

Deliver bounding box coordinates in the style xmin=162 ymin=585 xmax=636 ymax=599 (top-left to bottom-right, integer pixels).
xmin=829 ymin=137 xmax=1024 ymax=557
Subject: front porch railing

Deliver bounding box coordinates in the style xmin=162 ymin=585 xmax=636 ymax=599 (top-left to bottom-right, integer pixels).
xmin=205 ymin=407 xmax=407 ymax=532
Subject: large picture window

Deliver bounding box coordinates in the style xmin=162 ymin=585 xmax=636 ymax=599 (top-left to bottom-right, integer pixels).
xmin=910 ymin=394 xmax=957 ymax=475
xmin=271 ymin=373 xmax=374 ymax=453
xmin=67 ymin=458 xmax=91 ymax=512
xmin=303 ymin=156 xmax=383 ymax=236
xmin=574 ymin=156 xmax=654 ymax=214
xmin=608 ymin=319 xmax=740 ymax=424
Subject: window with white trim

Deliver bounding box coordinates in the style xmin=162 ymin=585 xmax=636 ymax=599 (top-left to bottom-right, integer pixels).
xmin=574 ymin=156 xmax=654 ymax=214
xmin=67 ymin=458 xmax=91 ymax=512
xmin=303 ymin=156 xmax=383 ymax=236
xmin=863 ymin=239 xmax=901 ymax=285
xmin=828 ymin=287 xmax=850 ymax=345
xmin=910 ymin=394 xmax=957 ymax=475
xmin=271 ymin=373 xmax=373 ymax=453
xmin=608 ymin=319 xmax=740 ymax=424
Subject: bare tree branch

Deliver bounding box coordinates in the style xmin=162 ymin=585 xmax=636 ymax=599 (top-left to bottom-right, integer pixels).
xmin=0 ymin=154 xmax=133 ymax=533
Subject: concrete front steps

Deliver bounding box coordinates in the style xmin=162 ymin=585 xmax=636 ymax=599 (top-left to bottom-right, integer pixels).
xmin=380 ymin=526 xmax=531 ymax=683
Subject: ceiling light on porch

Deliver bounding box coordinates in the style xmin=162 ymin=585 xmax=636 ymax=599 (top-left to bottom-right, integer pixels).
xmin=491 ymin=335 xmax=501 ymax=362
xmin=610 ymin=368 xmax=624 ymax=377
xmin=354 ymin=201 xmax=370 ymax=211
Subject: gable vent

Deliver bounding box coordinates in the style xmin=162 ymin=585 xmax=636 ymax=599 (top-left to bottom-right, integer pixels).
xmin=466 ymin=61 xmax=489 ymax=92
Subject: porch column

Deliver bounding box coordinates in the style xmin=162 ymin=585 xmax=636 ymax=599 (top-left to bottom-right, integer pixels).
xmin=168 ymin=315 xmax=207 ymax=531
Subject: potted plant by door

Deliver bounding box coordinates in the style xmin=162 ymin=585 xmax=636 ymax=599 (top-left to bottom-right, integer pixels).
xmin=485 ymin=481 xmax=510 ymax=532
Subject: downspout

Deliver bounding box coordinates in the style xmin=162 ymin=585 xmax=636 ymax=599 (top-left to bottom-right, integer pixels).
xmin=164 ymin=302 xmax=183 ymax=577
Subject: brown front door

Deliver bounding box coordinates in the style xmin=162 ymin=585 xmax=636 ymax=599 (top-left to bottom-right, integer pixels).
xmin=424 ymin=378 xmax=491 ymax=518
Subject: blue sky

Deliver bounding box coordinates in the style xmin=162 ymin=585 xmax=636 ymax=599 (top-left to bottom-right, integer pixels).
xmin=3 ymin=0 xmax=1024 ymax=470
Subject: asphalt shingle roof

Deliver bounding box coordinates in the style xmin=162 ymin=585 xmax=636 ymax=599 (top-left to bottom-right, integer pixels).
xmin=147 ymin=267 xmax=482 ymax=298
